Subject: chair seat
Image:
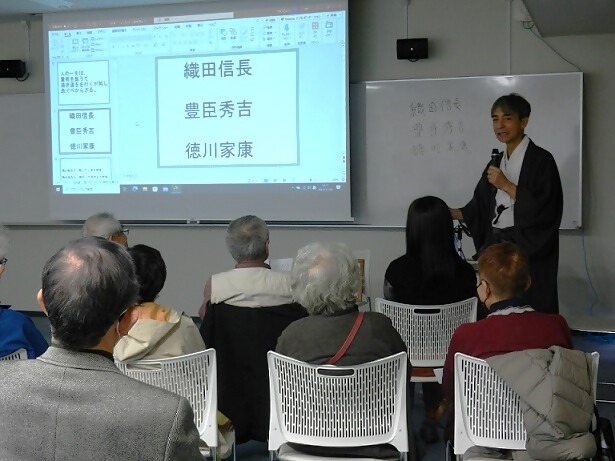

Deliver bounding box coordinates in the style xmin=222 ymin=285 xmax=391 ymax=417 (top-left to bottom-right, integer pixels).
xmin=411 ymin=367 xmax=438 ymax=382
xmin=276 ymin=443 xmax=399 ymax=461
xmin=461 ymin=446 xmax=513 ymax=461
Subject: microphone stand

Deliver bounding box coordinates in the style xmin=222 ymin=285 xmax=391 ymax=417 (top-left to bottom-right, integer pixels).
xmin=454 ymin=222 xmax=471 ymax=260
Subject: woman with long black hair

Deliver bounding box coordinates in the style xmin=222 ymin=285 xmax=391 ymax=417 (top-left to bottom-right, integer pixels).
xmin=384 ymin=196 xmax=477 ymax=444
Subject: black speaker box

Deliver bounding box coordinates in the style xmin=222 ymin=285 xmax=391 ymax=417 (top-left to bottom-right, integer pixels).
xmin=0 ymin=60 xmax=27 ymax=78
xmin=396 ymin=38 xmax=428 ymax=60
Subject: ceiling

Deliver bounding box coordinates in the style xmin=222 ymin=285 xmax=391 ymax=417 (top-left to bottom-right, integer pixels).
xmin=0 ymin=0 xmax=213 ymax=21
xmin=523 ymin=0 xmax=615 ymax=37
xmin=0 ymin=0 xmax=614 ymax=37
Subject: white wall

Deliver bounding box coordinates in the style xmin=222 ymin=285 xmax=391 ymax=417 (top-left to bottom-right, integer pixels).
xmin=1 ymin=1 xmax=614 ymax=330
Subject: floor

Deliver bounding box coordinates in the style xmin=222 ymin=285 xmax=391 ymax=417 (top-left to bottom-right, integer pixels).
xmin=573 ymin=331 xmax=615 ymax=422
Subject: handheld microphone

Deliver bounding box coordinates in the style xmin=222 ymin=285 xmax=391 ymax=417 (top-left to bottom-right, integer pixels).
xmin=491 ymin=148 xmax=502 ymax=168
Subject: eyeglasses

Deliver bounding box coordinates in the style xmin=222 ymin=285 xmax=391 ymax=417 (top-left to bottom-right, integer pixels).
xmin=0 ymin=257 xmax=7 ymax=266
xmin=121 ymin=228 xmax=129 ymax=235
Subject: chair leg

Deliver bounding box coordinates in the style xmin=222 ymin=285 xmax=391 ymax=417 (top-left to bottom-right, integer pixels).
xmin=445 ymin=439 xmax=454 ymax=461
xmin=210 ymin=446 xmax=217 ymax=461
xmin=409 ymin=381 xmax=416 ymax=411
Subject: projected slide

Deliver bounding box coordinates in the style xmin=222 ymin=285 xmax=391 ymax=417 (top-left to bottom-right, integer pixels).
xmin=45 ymin=0 xmax=351 ymax=221
xmin=156 ymin=51 xmax=298 ymax=167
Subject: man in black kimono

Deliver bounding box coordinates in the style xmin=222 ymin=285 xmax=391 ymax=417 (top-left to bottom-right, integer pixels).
xmin=450 ymin=94 xmax=563 ymax=313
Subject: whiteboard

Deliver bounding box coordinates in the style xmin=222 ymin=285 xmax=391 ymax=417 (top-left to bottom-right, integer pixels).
xmin=350 ymin=73 xmax=582 ymax=228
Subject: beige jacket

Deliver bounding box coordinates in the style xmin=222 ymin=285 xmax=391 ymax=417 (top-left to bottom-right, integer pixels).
xmin=114 ymin=302 xmax=205 ymax=362
xmin=487 ymin=346 xmax=596 ymax=461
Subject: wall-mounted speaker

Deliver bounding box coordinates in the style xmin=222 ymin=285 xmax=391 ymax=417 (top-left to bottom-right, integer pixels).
xmin=396 ymin=38 xmax=428 ymax=61
xmin=0 ymin=60 xmax=26 ymax=78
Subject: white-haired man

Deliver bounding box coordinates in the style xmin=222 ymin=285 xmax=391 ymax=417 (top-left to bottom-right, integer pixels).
xmin=198 ymin=215 xmax=304 ymax=444
xmin=82 ymin=212 xmax=128 ymax=247
xmin=197 ymin=215 xmax=292 ymax=319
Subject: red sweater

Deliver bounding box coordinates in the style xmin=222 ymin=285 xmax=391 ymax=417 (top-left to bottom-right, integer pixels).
xmin=442 ymin=309 xmax=572 ymax=402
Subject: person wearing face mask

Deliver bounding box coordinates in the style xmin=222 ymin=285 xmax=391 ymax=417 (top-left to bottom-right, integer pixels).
xmin=113 ymin=244 xmax=234 ymax=460
xmin=441 ymin=242 xmax=572 ymax=415
xmin=114 ymin=244 xmax=204 ymax=362
xmin=0 ymin=237 xmax=202 ymax=461
xmin=442 ymin=242 xmax=572 ymax=402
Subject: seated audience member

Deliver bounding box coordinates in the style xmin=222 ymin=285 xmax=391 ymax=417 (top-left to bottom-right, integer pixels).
xmin=276 ymin=242 xmax=419 ymax=460
xmin=197 ymin=214 xmax=292 ymax=319
xmin=0 ymin=225 xmax=48 ymax=359
xmin=384 ymin=196 xmax=477 ymax=444
xmin=114 ymin=244 xmax=234 ymax=459
xmin=82 ymin=211 xmax=128 ymax=247
xmin=199 ymin=215 xmax=306 ymax=444
xmin=114 ymin=244 xmax=205 ymax=361
xmin=0 ymin=237 xmax=202 ymax=461
xmin=442 ymin=242 xmax=572 ymax=443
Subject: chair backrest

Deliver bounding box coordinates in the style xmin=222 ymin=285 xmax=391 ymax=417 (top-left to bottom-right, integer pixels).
xmin=267 ymin=351 xmax=408 ymax=453
xmin=200 ymin=302 xmax=307 ymax=443
xmin=374 ymin=297 xmax=477 ymax=367
xmin=454 ymin=352 xmax=526 ymax=455
xmin=115 ymin=349 xmax=217 ymax=448
xmin=453 ymin=351 xmax=600 ymax=456
xmin=0 ymin=348 xmax=28 ymax=361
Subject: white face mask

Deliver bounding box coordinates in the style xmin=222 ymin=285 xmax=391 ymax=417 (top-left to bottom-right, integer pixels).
xmin=476 ymin=279 xmax=488 ymax=305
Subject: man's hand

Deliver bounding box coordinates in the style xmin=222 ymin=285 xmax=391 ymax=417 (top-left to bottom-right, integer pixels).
xmin=487 ymin=166 xmax=517 ymax=200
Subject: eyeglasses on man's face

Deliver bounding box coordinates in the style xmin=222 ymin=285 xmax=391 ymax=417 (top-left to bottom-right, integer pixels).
xmin=0 ymin=257 xmax=7 ymax=266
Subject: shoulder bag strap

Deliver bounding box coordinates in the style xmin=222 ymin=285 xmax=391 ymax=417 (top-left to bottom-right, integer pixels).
xmin=326 ymin=311 xmax=365 ymax=365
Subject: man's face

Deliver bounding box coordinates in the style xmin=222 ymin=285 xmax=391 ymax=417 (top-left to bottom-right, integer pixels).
xmin=491 ymin=107 xmax=528 ymax=146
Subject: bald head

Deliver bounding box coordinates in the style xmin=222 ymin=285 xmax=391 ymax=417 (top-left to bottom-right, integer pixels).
xmin=41 ymin=237 xmax=138 ymax=350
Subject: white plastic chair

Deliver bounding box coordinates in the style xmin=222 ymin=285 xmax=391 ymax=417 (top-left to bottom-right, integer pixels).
xmin=453 ymin=351 xmax=600 ymax=460
xmin=115 ymin=349 xmax=219 ymax=460
xmin=0 ymin=348 xmax=28 ymax=361
xmin=374 ymin=297 xmax=477 ymax=382
xmin=267 ymin=351 xmax=409 ymax=461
